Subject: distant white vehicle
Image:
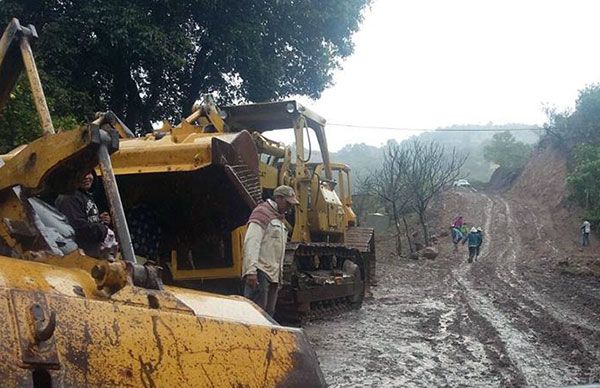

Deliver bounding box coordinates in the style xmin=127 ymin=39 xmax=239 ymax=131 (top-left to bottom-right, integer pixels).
xmin=453 ymin=179 xmax=471 ymax=187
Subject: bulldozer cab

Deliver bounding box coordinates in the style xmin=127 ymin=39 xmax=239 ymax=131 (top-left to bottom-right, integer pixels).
xmin=314 ymin=162 xmax=357 ymax=227
xmin=222 ymin=100 xmax=347 ymax=243
xmin=222 ymin=100 xmax=333 ymax=178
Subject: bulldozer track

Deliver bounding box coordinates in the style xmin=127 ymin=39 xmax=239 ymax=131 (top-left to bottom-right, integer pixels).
xmin=301 ymin=296 xmax=356 ymax=322
xmin=276 ymin=243 xmax=365 ymax=323
xmin=346 ymin=226 xmax=376 ymax=286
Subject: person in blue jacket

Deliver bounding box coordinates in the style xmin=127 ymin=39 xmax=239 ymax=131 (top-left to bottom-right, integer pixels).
xmin=462 ymin=227 xmax=482 ymax=263
xmin=451 ymin=225 xmax=463 ymax=252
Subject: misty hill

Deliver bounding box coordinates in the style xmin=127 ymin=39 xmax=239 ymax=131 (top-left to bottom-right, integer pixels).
xmin=326 ymin=124 xmax=541 ymax=190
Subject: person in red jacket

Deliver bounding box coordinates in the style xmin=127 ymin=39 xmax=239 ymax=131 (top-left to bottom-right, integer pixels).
xmin=452 ymin=216 xmax=464 ymax=229
xmin=242 ymin=185 xmax=299 ymax=317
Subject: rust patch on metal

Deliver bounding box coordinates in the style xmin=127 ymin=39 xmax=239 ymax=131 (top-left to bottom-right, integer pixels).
xmin=63 ymin=320 xmax=92 ymax=385
xmin=277 ymin=333 xmax=327 ymax=388
xmin=262 ymin=339 xmax=274 ymax=385
xmin=103 ymin=318 xmax=121 ymax=346
xmin=138 ymin=354 xmax=157 ymax=388
xmin=9 ymin=290 xmax=59 ymax=367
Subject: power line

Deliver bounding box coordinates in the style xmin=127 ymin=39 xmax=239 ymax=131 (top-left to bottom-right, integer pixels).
xmin=327 ymin=122 xmax=545 ymax=132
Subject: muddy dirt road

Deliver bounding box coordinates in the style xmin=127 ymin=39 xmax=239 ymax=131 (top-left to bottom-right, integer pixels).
xmin=304 ymin=191 xmax=600 ymax=387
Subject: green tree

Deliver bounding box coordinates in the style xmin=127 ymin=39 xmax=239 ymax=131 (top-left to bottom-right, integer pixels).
xmin=566 ymin=144 xmax=600 ymax=224
xmin=0 ymin=76 xmax=79 ymax=153
xmin=0 ymin=0 xmax=370 ymax=141
xmin=483 ymin=131 xmax=532 ymax=169
xmin=545 ymin=84 xmax=600 ymax=147
xmin=545 ymin=84 xmax=600 ymax=223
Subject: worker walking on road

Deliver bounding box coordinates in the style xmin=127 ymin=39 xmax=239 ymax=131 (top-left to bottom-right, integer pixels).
xmin=475 ymin=227 xmax=484 ymax=260
xmin=452 ymin=216 xmax=464 ymax=229
xmin=581 ymin=219 xmax=591 ymax=247
xmin=451 ymin=225 xmax=463 ymax=252
xmin=242 ymin=185 xmax=299 ymax=317
xmin=463 ymin=227 xmax=482 ymax=263
xmin=459 ymin=223 xmax=469 ymax=243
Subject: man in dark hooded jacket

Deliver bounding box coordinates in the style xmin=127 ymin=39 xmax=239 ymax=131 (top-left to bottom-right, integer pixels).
xmin=55 ymin=171 xmax=111 ymax=258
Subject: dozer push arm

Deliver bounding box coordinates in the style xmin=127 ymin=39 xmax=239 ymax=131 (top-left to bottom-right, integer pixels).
xmin=0 ymin=18 xmax=54 ymax=134
xmin=0 ymin=18 xmax=136 ymax=264
xmin=0 ymin=124 xmax=117 ymax=193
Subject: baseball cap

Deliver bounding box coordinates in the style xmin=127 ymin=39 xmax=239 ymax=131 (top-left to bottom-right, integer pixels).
xmin=273 ymin=185 xmax=299 ymax=205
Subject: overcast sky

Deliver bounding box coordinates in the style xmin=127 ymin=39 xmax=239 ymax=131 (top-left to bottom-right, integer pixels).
xmin=266 ymin=0 xmax=600 ymax=151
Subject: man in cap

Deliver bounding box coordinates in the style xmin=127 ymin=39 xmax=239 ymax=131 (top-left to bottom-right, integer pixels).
xmin=242 ymin=185 xmax=299 ymax=317
xmin=462 ymin=226 xmax=482 ymax=263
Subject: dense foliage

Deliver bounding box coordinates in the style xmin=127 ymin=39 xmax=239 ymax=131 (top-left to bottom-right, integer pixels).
xmin=0 ymin=0 xmax=369 ymax=147
xmin=547 ymin=84 xmax=600 ymax=147
xmin=483 ymin=131 xmax=532 ymax=170
xmin=568 ymin=145 xmax=600 ymax=220
xmin=548 ymin=84 xmax=600 ymax=223
xmin=0 ymin=78 xmax=78 ymax=153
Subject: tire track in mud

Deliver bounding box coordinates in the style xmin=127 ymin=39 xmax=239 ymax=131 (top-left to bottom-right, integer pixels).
xmin=451 ymin=195 xmax=560 ymax=386
xmin=453 ymin=192 xmax=599 ymax=385
xmin=305 ymin=190 xmax=600 ymax=387
xmin=499 ymin=197 xmax=600 ymax=381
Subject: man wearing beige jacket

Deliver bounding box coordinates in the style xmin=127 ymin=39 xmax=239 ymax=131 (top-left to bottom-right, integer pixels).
xmin=242 ymin=185 xmax=299 ymax=317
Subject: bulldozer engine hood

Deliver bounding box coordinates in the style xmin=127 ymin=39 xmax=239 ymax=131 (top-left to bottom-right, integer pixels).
xmin=111 ymin=130 xmax=258 ymax=175
xmin=110 ymin=130 xmax=261 ymax=210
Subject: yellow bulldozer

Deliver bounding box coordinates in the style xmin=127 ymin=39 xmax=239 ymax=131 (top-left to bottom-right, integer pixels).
xmin=108 ymin=94 xmax=376 ymax=322
xmin=0 ymin=18 xmax=325 ymax=386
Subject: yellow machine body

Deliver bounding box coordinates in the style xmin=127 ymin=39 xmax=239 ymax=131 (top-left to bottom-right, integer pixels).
xmin=0 ymin=256 xmax=322 ymax=387
xmin=109 ymin=97 xmax=375 ymax=321
xmin=109 ymin=123 xmax=262 ymax=285
xmin=0 ymin=18 xmax=324 ymax=386
xmin=221 ymin=101 xmax=376 ymax=319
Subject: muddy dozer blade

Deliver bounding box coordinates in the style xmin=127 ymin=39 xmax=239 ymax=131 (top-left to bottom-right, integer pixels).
xmin=0 ymin=257 xmax=326 ymax=387
xmin=346 ymin=226 xmax=376 ymax=287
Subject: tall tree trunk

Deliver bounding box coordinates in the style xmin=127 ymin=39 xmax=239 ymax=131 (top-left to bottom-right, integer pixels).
xmin=402 ymin=216 xmax=414 ymax=253
xmin=184 ymin=47 xmax=210 ymax=115
xmin=110 ymin=59 xmax=129 ymax=119
xmin=418 ymin=208 xmax=429 ymax=246
xmin=392 ymin=202 xmax=402 ymax=256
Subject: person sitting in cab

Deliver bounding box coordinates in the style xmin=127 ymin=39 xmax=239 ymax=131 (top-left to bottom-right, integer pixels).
xmin=55 ymin=171 xmax=117 ymax=258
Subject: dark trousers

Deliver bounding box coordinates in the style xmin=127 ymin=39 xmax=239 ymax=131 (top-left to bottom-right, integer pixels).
xmin=243 ymin=269 xmax=279 ymax=317
xmin=468 ymin=246 xmax=477 ymax=262
xmin=582 ymin=233 xmax=590 ymax=246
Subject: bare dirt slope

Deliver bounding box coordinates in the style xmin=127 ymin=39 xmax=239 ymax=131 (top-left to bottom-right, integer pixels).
xmin=510 ymin=143 xmax=600 ymax=275
xmin=304 ymin=146 xmax=600 ymax=387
